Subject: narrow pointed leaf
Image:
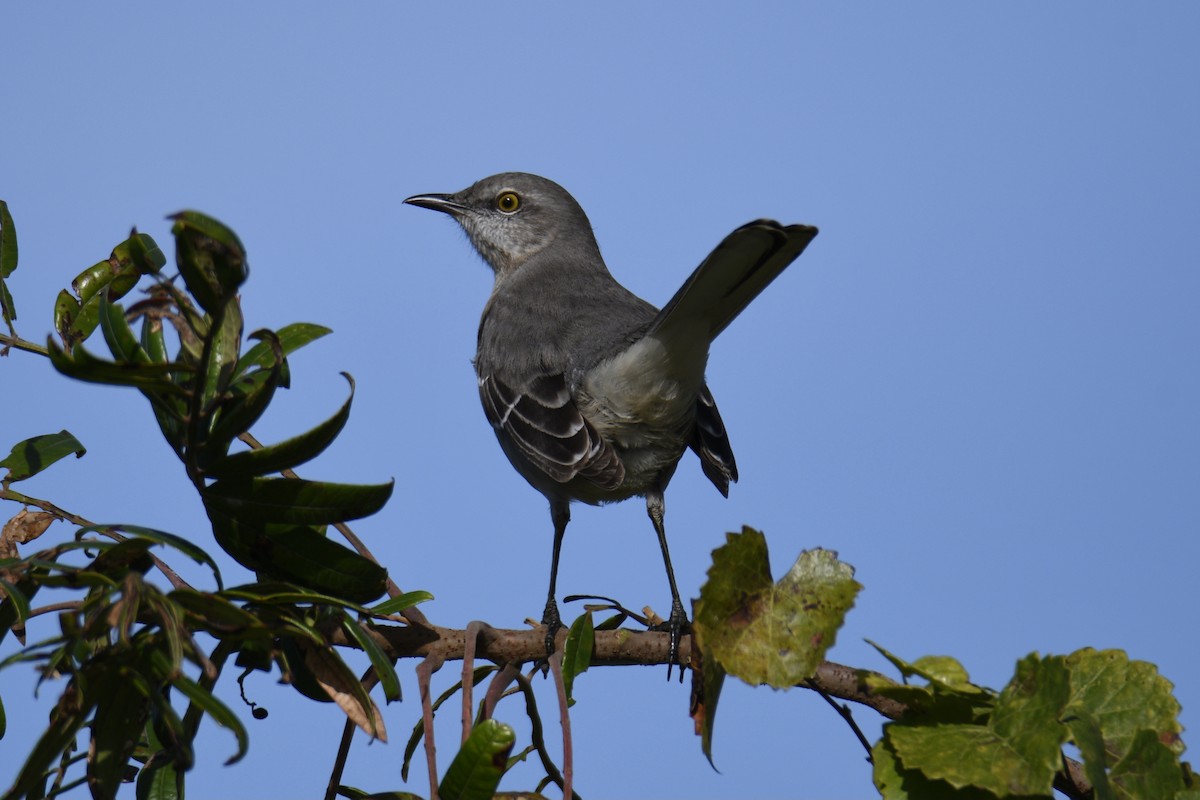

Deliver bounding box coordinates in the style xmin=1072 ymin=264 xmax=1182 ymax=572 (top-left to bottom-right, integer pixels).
xmin=0 ymin=200 xmax=16 ymax=278
xmin=164 ymin=669 xmax=248 ymax=766
xmin=205 ymin=331 xmax=284 ymax=450
xmin=76 ymin=525 xmax=223 ymax=590
xmin=136 ymin=718 xmax=184 ymax=800
xmin=199 ymin=299 xmax=244 ymax=420
xmin=205 ymin=373 xmax=353 ymax=479
xmin=205 ymin=510 xmax=388 ymax=602
xmin=301 ymin=639 xmax=387 ymax=741
xmin=562 ymin=611 xmax=594 ymax=705
xmin=141 ymin=316 xmax=186 ymax=450
xmin=49 ymin=338 xmax=189 ymax=394
xmin=0 ymin=201 xmax=16 ymax=326
xmin=235 ymin=322 xmax=332 ymax=377
xmin=100 ymin=292 xmax=152 ymax=365
xmin=693 ymin=644 xmax=726 ymax=769
xmin=88 ymin=665 xmax=151 ymax=800
xmin=341 ymin=615 xmax=401 ymax=703
xmin=0 ymin=431 xmax=86 ymax=482
xmin=370 ymin=591 xmax=435 ymax=617
xmin=7 ymin=677 xmax=96 ymax=800
xmin=203 ymin=477 xmax=394 ymax=525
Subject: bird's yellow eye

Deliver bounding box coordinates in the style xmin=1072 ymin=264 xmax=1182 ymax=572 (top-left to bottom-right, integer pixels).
xmin=496 ymin=192 xmax=521 ymax=213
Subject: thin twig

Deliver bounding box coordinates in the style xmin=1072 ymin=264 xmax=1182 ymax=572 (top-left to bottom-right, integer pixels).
xmin=0 ymin=331 xmax=50 ymax=357
xmin=547 ymin=649 xmax=574 ymax=800
xmin=461 ymin=621 xmax=483 ymax=744
xmin=416 ymin=654 xmax=445 ymax=800
xmin=511 ymin=669 xmax=582 ymax=800
xmin=482 ymin=663 xmax=521 ymax=722
xmin=805 ymin=677 xmax=873 ymax=761
xmin=27 ymin=602 xmax=83 ymax=618
xmin=324 ymin=718 xmax=357 ymax=800
xmin=325 ymin=667 xmax=379 ymax=800
xmin=0 ymin=489 xmax=193 ymax=591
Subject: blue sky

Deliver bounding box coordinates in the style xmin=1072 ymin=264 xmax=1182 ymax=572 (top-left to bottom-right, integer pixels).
xmin=2 ymin=4 xmax=1197 ymax=798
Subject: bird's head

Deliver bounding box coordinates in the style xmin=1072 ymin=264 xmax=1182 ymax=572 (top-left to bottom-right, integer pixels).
xmin=405 ymin=172 xmax=600 ymax=277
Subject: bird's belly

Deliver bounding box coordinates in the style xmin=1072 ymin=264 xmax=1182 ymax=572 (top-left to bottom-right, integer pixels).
xmin=576 ymin=335 xmax=705 ymax=496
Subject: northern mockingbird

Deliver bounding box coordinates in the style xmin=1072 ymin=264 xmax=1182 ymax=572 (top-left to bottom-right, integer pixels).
xmin=405 ymin=173 xmax=817 ymax=673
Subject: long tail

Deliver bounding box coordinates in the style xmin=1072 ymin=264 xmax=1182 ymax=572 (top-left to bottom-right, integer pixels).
xmin=648 ymin=219 xmax=818 ymax=342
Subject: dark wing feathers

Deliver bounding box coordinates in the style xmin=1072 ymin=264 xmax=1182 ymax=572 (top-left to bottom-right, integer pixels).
xmin=689 ymin=383 xmax=738 ymax=497
xmin=480 ymin=372 xmax=624 ymax=490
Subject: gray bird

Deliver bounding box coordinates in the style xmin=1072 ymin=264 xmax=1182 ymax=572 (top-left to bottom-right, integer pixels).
xmin=405 ymin=173 xmax=817 ymax=673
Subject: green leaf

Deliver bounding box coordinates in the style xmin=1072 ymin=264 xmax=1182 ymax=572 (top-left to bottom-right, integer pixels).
xmin=299 ymin=638 xmax=386 ymax=740
xmin=136 ymin=716 xmax=184 ymax=800
xmin=0 ymin=201 xmax=17 ymax=327
xmin=205 ymin=510 xmax=388 ymax=603
xmin=88 ymin=662 xmax=151 ymax=800
xmin=99 ymin=292 xmax=151 ymax=365
xmin=370 ymin=591 xmax=435 ymax=617
xmin=203 ymin=476 xmax=394 ymax=526
xmin=124 ymin=232 xmax=166 ymax=276
xmin=48 ymin=338 xmax=190 ymax=394
xmin=0 ymin=430 xmax=86 ymax=482
xmin=888 ymin=653 xmax=1071 ymax=796
xmin=141 ymin=315 xmax=186 ymax=451
xmin=0 ymin=578 xmax=31 ymax=625
xmin=401 ymin=667 xmax=496 ymax=781
xmin=169 ymin=589 xmax=265 ymax=634
xmin=72 ymin=256 xmax=136 ymax=306
xmin=1064 ymin=648 xmax=1184 ymax=762
xmin=205 ymin=372 xmax=354 ymax=479
xmin=341 ymin=615 xmax=401 ymax=703
xmin=169 ymin=211 xmax=248 ymax=314
xmin=7 ymin=674 xmax=96 ymax=800
xmin=205 ymin=330 xmax=284 ymax=451
xmin=235 ymin=322 xmax=332 ymax=377
xmin=693 ymin=529 xmax=860 ymax=687
xmin=1109 ymin=728 xmax=1189 ymax=799
xmin=871 ymin=734 xmax=984 ymax=800
xmin=203 ymin=301 xmax=245 ymax=413
xmin=164 ymin=667 xmax=248 ymax=766
xmin=0 ymin=200 xmax=16 ymax=279
xmin=1064 ymin=710 xmax=1117 ymax=800
xmin=0 ymin=695 xmax=5 ymax=740
xmin=696 ymin=645 xmax=727 ymax=769
xmin=438 ymin=719 xmax=515 ymax=800
xmin=562 ymin=611 xmax=594 ymax=706
xmin=76 ymin=525 xmax=223 ymax=590
xmin=866 ymin=640 xmax=990 ymax=697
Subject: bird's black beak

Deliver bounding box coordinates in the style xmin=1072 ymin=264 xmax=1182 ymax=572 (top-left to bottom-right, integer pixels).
xmin=403 ymin=193 xmax=468 ymax=216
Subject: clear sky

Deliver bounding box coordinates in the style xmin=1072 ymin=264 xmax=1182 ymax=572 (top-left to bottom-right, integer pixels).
xmin=2 ymin=4 xmax=1197 ymax=798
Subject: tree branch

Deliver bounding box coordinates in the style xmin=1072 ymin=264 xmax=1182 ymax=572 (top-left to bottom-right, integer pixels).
xmin=326 ymin=621 xmax=1092 ymax=799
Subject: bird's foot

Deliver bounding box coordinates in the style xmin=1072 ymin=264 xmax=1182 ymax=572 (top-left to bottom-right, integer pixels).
xmin=649 ymin=599 xmax=690 ymax=682
xmin=542 ymin=597 xmax=563 ymax=658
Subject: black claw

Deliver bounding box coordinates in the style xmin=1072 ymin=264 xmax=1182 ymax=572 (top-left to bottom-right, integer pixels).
xmin=542 ymin=597 xmax=562 ymax=658
xmin=651 ymin=601 xmax=690 ymax=682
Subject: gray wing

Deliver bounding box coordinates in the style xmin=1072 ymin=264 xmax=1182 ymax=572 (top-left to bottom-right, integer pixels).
xmin=479 ymin=371 xmax=625 ymax=491
xmin=650 ymin=220 xmax=819 ymax=342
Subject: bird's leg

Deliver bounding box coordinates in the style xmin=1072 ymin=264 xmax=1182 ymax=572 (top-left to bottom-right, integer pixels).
xmin=543 ymin=500 xmax=571 ymax=657
xmin=646 ymin=489 xmax=689 ymax=682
